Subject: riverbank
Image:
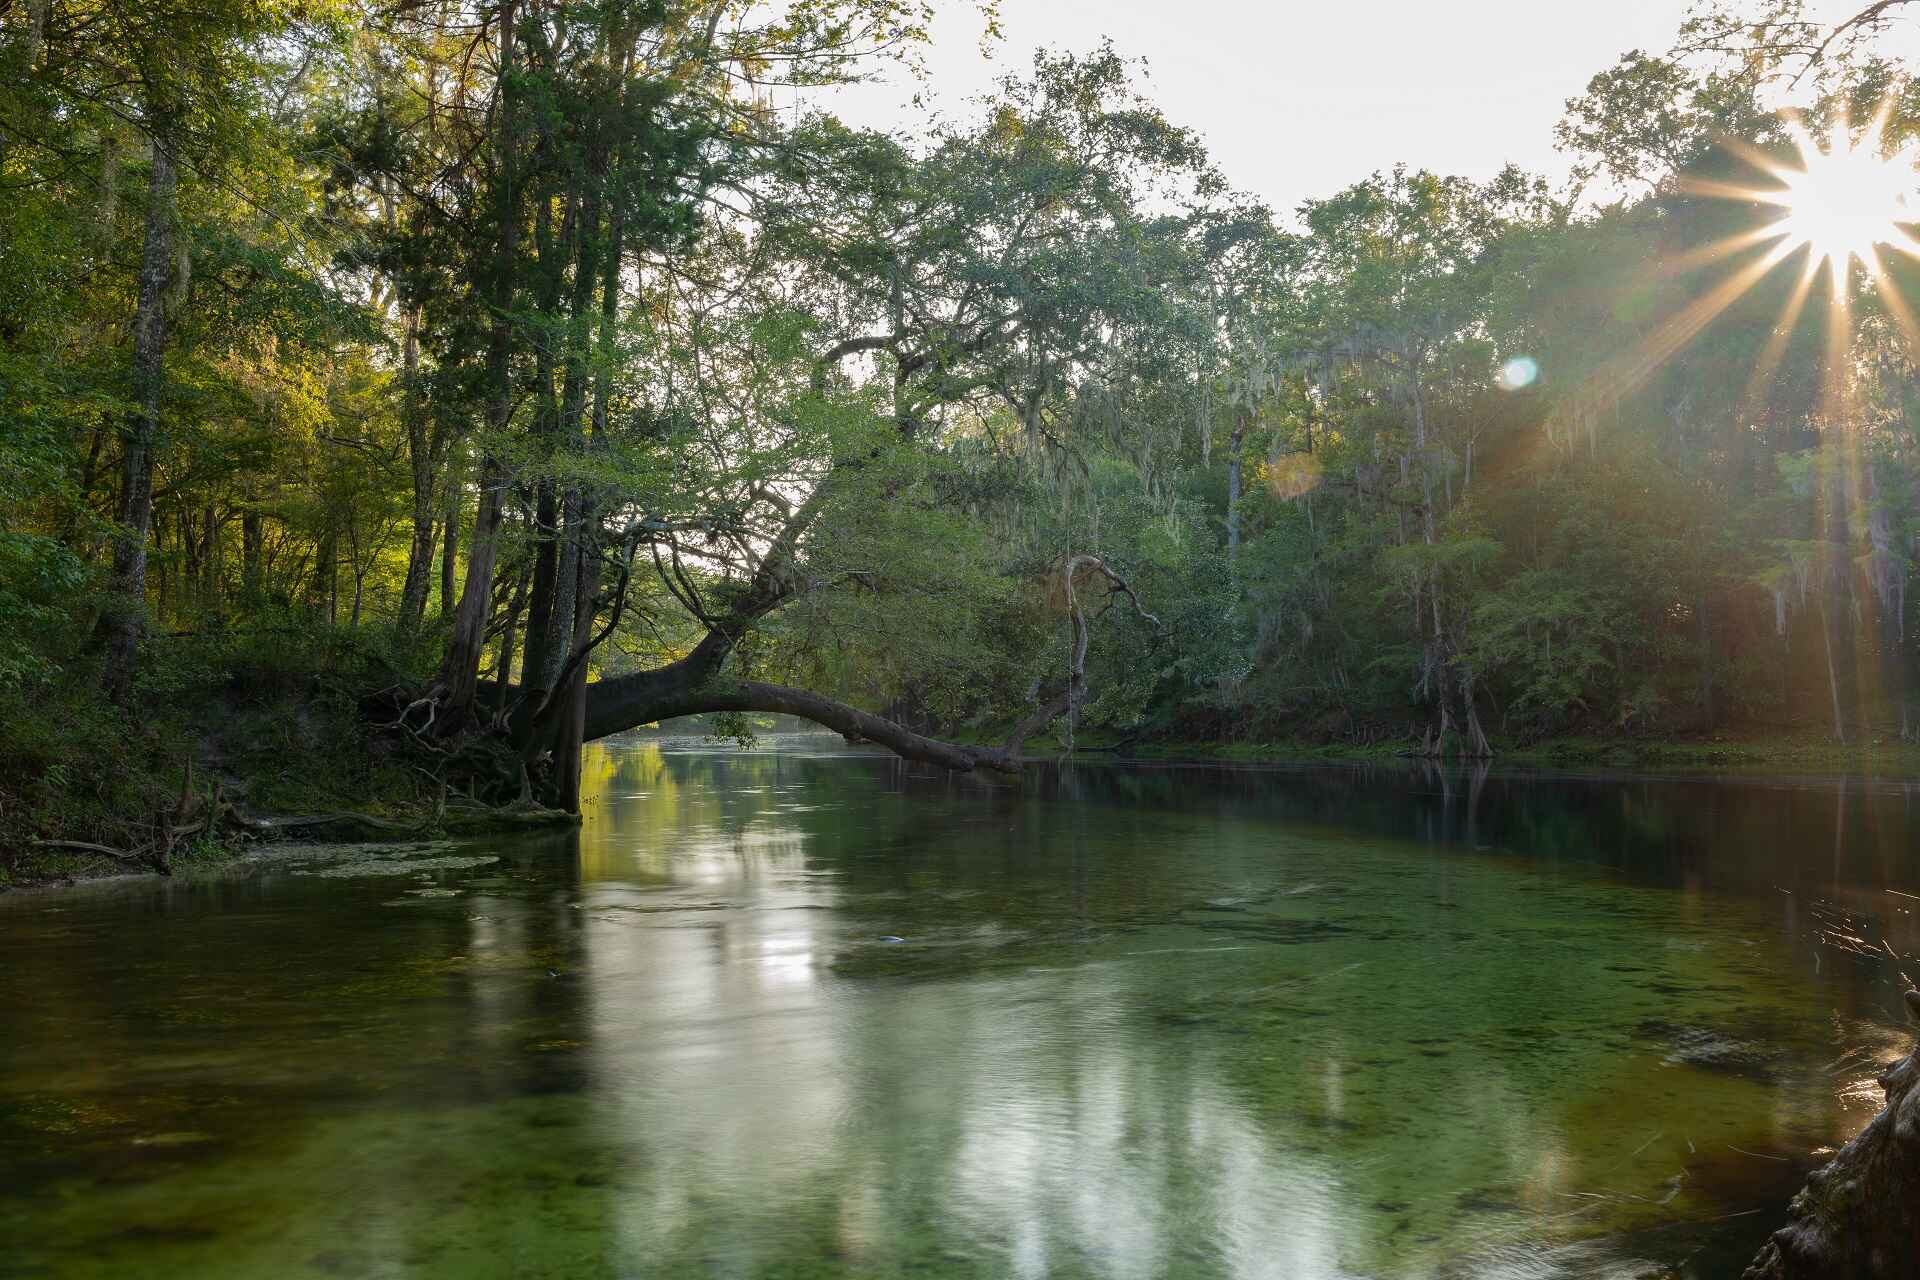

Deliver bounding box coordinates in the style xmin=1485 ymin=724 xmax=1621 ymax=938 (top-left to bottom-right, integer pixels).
xmin=1058 ymin=729 xmax=1920 ymax=778
xmin=0 ymin=623 xmax=590 ymax=890
xmin=4 ymin=805 xmax=582 ymax=891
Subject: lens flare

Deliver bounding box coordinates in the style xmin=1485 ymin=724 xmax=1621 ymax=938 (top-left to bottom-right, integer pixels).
xmin=1496 ymin=356 xmax=1539 ymax=391
xmin=1265 ymin=452 xmax=1322 ymax=500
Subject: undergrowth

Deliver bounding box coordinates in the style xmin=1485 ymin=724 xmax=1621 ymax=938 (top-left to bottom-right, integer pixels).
xmin=0 ymin=614 xmax=441 ymax=886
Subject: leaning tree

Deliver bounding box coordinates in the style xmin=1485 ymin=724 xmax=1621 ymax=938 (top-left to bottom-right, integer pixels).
xmin=383 ymin=30 xmax=1226 ymax=809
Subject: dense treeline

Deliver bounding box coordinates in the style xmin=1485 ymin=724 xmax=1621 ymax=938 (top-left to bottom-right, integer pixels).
xmin=4 ymin=0 xmax=1920 ymax=835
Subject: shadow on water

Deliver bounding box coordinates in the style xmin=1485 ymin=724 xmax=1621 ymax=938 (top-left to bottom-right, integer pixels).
xmin=1 ymin=737 xmax=1916 ymax=1278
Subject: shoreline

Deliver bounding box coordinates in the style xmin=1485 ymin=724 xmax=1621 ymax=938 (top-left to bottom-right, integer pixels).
xmin=1100 ymin=732 xmax=1920 ymax=781
xmin=1 ymin=805 xmax=579 ymax=893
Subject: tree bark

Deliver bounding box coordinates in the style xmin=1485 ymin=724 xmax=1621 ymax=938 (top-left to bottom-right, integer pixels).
xmin=573 ymin=553 xmax=1155 ymax=779
xmin=491 ymin=561 xmax=532 ymax=714
xmin=1745 ymin=990 xmax=1920 ymax=1278
xmin=516 ymin=191 xmax=568 ymax=720
xmin=544 ymin=190 xmax=624 ymax=811
xmin=97 ymin=121 xmax=178 ymax=702
xmin=549 ymin=541 xmax=597 ymax=811
xmin=438 ymin=459 xmax=504 ymax=720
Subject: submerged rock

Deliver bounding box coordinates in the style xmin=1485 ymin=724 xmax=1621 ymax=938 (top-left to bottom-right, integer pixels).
xmin=1635 ymin=1019 xmax=1788 ymax=1083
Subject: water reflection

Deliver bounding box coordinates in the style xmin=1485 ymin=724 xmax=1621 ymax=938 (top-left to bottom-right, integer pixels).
xmin=1 ymin=740 xmax=1916 ymax=1278
xmin=554 ymin=741 xmax=1919 ymax=1277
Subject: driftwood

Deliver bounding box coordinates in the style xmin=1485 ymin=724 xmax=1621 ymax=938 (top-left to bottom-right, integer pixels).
xmin=1745 ymin=990 xmax=1920 ymax=1278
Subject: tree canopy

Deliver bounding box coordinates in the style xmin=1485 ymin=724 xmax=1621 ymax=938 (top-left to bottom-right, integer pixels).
xmin=5 ymin=0 xmax=1920 ymax=814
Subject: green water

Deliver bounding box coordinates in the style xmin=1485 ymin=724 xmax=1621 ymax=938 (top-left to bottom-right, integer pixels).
xmin=4 ymin=744 xmax=1919 ymax=1279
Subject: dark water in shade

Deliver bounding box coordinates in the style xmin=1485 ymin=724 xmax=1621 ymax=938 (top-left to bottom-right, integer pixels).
xmin=4 ymin=742 xmax=1920 ymax=1279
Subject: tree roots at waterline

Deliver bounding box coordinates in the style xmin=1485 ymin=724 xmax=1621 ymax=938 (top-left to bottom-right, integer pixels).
xmin=1744 ymin=991 xmax=1920 ymax=1279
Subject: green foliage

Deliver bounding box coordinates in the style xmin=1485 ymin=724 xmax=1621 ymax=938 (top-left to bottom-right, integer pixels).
xmin=6 ymin=0 xmax=1920 ymax=850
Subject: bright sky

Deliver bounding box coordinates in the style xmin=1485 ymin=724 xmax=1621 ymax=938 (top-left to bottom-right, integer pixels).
xmin=814 ymin=1 xmax=1764 ymax=218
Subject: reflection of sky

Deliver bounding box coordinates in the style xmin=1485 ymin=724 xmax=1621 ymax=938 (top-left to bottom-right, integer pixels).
xmin=584 ymin=892 xmax=1363 ymax=1278
xmin=571 ymin=744 xmax=1590 ymax=1278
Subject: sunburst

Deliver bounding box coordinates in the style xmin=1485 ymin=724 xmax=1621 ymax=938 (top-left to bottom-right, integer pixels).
xmin=1550 ymin=107 xmax=1920 ymax=430
xmin=1750 ymin=110 xmax=1920 ymax=278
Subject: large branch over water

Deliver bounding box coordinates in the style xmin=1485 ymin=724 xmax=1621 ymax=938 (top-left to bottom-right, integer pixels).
xmin=599 ymin=679 xmax=1021 ymax=774
xmin=579 ymin=553 xmax=1161 ymax=776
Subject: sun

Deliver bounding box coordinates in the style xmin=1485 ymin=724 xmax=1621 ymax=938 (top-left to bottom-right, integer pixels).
xmin=1754 ymin=115 xmax=1920 ymax=276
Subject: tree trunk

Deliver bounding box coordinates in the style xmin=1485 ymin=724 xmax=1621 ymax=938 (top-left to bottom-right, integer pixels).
xmin=318 ymin=528 xmax=338 ymax=627
xmin=241 ymin=506 xmax=262 ymax=604
xmin=491 ymin=562 xmax=532 ymax=714
xmin=570 ymin=554 xmax=1153 ymax=781
xmin=587 ymin=676 xmax=1020 ymax=774
xmin=1745 ymin=991 xmax=1920 ymax=1278
xmin=396 ymin=305 xmax=439 ymax=630
xmin=399 ymin=505 xmax=438 ymax=630
xmin=516 ymin=191 xmax=567 ymax=723
xmin=549 ymin=543 xmax=597 ymax=812
xmin=545 ymin=191 xmax=623 ymax=812
xmin=438 ymin=460 xmax=504 ymax=721
xmin=433 ymin=0 xmax=517 ymax=724
xmin=1699 ymin=593 xmax=1715 ymax=731
xmin=96 ymin=121 xmax=177 ymax=702
xmin=439 ymin=505 xmax=458 ymax=622
xmin=1226 ymin=412 xmax=1246 ymax=565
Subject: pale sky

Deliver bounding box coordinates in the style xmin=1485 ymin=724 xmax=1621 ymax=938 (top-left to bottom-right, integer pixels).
xmin=816 ymin=0 xmax=1872 ymax=219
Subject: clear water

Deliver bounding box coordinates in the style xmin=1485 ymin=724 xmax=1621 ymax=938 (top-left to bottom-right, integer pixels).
xmin=3 ymin=741 xmax=1918 ymax=1279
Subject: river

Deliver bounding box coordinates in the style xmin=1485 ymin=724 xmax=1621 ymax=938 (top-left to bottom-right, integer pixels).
xmin=3 ymin=739 xmax=1918 ymax=1278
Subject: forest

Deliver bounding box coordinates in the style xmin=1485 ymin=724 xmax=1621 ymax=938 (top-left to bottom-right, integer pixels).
xmin=5 ymin=0 xmax=1920 ymax=845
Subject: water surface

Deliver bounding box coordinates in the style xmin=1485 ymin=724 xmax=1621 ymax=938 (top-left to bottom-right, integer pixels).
xmin=4 ymin=742 xmax=1919 ymax=1278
